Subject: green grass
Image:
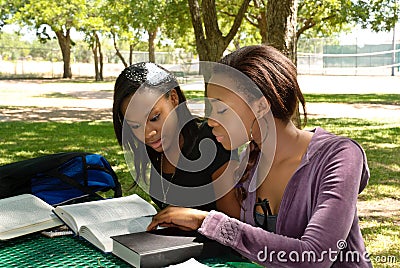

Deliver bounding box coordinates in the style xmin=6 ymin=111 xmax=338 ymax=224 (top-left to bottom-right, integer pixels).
xmin=182 ymin=90 xmax=205 ymax=100
xmin=1 ymin=118 xmax=398 ymax=266
xmin=1 ymin=90 xmax=399 ymax=267
xmin=304 ymin=94 xmax=400 ymax=105
xmin=0 ymin=121 xmax=149 ymax=202
xmin=184 ymin=90 xmax=400 ymax=105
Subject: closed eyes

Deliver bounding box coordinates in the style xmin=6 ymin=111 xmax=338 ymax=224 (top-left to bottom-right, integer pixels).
xmin=217 ymin=108 xmax=228 ymax=114
xmin=130 ymin=123 xmax=140 ymax=130
xmin=150 ymin=113 xmax=160 ymax=122
xmin=126 ymin=112 xmax=160 ymax=130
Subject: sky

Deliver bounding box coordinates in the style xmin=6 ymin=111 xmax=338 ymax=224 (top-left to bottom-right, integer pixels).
xmin=339 ymin=24 xmax=400 ymax=46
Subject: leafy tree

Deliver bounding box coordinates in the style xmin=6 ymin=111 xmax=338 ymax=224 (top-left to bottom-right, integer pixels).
xmin=244 ymin=0 xmax=267 ymax=43
xmin=219 ymin=0 xmax=298 ymax=61
xmin=297 ymin=0 xmax=353 ymax=39
xmin=0 ymin=30 xmax=66 ymax=61
xmin=162 ymin=0 xmax=193 ymax=50
xmin=245 ymin=0 xmax=354 ymax=63
xmin=85 ymin=30 xmax=105 ymax=81
xmin=187 ymin=0 xmax=251 ymax=62
xmin=10 ymin=0 xmax=86 ymax=78
xmin=353 ymin=0 xmax=399 ymax=32
xmin=30 ymin=38 xmax=62 ymax=61
xmin=101 ymin=0 xmax=141 ymax=67
xmin=131 ymin=0 xmax=163 ymax=62
xmin=0 ymin=0 xmax=14 ymax=29
xmin=71 ymin=41 xmax=93 ymax=63
xmin=215 ymin=0 xmax=261 ymax=51
xmin=80 ymin=0 xmax=109 ymax=81
xmin=101 ymin=0 xmax=191 ymax=66
xmin=0 ymin=32 xmax=29 ymax=60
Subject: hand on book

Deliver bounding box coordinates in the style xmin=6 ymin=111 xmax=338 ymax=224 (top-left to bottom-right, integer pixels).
xmin=147 ymin=207 xmax=209 ymax=231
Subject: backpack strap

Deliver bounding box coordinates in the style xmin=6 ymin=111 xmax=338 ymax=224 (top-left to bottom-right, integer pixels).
xmin=46 ymin=169 xmax=103 ymax=199
xmin=46 ymin=153 xmax=122 ymax=199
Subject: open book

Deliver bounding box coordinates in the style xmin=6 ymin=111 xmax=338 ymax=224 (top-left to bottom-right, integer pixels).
xmin=53 ymin=194 xmax=157 ymax=252
xmin=0 ymin=194 xmax=63 ymax=240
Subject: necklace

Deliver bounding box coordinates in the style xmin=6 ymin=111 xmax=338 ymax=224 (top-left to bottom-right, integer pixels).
xmin=160 ymin=153 xmax=176 ymax=204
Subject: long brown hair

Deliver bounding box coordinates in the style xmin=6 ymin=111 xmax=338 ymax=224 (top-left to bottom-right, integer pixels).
xmin=216 ymin=45 xmax=307 ymax=204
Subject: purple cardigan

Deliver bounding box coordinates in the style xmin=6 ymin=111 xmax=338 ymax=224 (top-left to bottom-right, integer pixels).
xmin=199 ymin=127 xmax=371 ymax=267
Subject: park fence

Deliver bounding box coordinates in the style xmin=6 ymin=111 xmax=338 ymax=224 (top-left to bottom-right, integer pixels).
xmin=297 ymin=38 xmax=400 ymax=76
xmin=1 ymin=38 xmax=399 ymax=78
xmin=0 ymin=49 xmax=195 ymax=78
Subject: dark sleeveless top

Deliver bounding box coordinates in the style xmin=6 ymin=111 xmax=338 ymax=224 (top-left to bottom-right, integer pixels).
xmin=149 ymin=122 xmax=237 ymax=211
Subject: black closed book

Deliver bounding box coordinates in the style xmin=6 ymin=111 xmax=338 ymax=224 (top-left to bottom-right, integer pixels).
xmin=111 ymin=227 xmax=231 ymax=267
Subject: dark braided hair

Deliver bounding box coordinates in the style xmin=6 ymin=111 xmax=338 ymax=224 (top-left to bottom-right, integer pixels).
xmin=233 ymin=141 xmax=261 ymax=203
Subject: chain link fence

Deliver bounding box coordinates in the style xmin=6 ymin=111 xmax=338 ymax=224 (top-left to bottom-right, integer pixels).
xmin=297 ymin=38 xmax=400 ymax=75
xmin=0 ymin=47 xmax=195 ymax=78
xmin=1 ymin=38 xmax=399 ymax=78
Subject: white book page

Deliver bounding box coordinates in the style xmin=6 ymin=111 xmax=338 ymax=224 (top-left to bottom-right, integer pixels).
xmin=0 ymin=194 xmax=62 ymax=240
xmin=53 ymin=194 xmax=156 ymax=233
xmin=79 ymin=216 xmax=152 ymax=252
xmin=165 ymin=258 xmax=209 ymax=268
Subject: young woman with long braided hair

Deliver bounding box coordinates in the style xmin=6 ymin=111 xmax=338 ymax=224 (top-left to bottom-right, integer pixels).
xmin=148 ymin=45 xmax=371 ymax=267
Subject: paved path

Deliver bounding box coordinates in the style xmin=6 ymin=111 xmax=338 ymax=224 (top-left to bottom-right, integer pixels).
xmin=0 ymin=80 xmax=113 ymax=121
xmin=0 ymin=76 xmax=399 ymax=122
xmin=297 ymin=75 xmax=400 ymax=94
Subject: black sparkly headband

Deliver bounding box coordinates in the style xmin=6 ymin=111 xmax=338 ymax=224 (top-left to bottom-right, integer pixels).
xmin=123 ymin=62 xmax=177 ymax=87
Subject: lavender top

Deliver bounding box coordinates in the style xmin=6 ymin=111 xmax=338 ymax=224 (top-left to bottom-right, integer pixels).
xmin=199 ymin=127 xmax=371 ymax=267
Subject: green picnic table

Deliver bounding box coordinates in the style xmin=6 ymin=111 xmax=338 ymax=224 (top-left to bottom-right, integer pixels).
xmin=0 ymin=233 xmax=262 ymax=267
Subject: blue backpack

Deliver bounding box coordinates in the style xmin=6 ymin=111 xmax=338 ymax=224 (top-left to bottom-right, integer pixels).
xmin=0 ymin=152 xmax=122 ymax=205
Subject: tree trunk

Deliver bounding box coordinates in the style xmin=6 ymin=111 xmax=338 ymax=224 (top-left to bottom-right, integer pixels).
xmin=266 ymin=0 xmax=298 ymax=64
xmin=92 ymin=32 xmax=100 ymax=81
xmin=188 ymin=0 xmax=251 ymax=62
xmin=112 ymin=32 xmax=128 ymax=68
xmin=91 ymin=32 xmax=104 ymax=81
xmin=95 ymin=33 xmax=104 ymax=81
xmin=129 ymin=44 xmax=134 ymax=65
xmin=55 ymin=29 xmax=72 ymax=78
xmin=265 ymin=0 xmax=300 ymax=127
xmin=148 ymin=30 xmax=157 ymax=63
xmin=260 ymin=16 xmax=268 ymax=44
xmin=253 ymin=0 xmax=268 ymax=44
xmin=188 ymin=0 xmax=250 ymax=84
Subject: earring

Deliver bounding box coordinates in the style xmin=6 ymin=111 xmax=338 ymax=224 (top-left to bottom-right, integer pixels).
xmin=260 ymin=116 xmax=269 ymax=144
xmin=249 ymin=118 xmax=256 ymax=141
xmin=249 ymin=117 xmax=269 ymax=144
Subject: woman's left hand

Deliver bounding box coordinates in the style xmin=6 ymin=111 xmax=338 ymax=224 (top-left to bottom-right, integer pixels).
xmin=147 ymin=206 xmax=209 ymax=231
